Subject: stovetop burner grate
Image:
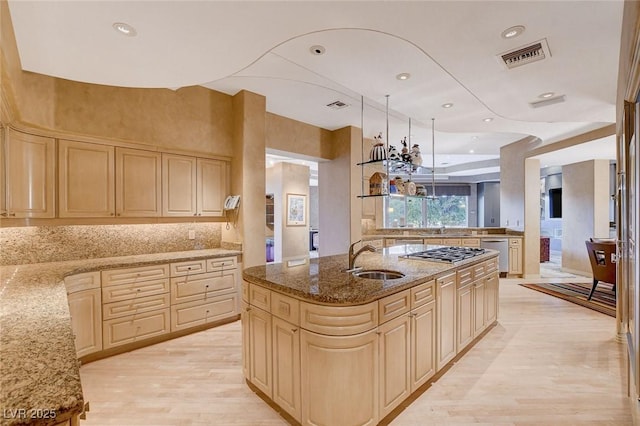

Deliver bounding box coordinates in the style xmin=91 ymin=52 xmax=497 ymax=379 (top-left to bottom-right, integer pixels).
xmin=403 ymin=246 xmax=486 ymax=263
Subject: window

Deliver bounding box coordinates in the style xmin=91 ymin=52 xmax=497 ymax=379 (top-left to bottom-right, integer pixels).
xmin=384 ymin=185 xmax=470 ymax=228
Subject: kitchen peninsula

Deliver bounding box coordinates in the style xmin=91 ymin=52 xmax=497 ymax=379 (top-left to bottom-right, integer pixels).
xmin=242 ymin=245 xmax=499 ymax=425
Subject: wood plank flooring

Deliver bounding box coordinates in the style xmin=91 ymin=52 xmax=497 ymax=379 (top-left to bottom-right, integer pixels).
xmin=80 ymin=281 xmax=632 ymax=425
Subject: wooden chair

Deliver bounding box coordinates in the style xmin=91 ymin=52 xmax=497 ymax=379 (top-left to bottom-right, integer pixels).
xmin=585 ymin=239 xmax=617 ymax=300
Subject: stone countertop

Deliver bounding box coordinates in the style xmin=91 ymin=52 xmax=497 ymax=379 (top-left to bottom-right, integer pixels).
xmin=363 ymin=233 xmax=523 ymax=240
xmin=243 ymin=245 xmax=498 ymax=306
xmin=0 ymin=248 xmax=241 ymax=426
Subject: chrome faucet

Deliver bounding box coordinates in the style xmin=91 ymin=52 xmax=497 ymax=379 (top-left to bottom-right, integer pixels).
xmin=439 ymin=225 xmax=446 ymax=234
xmin=346 ymin=240 xmax=377 ymax=272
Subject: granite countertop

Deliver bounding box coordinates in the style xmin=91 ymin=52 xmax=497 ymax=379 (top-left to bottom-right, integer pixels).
xmin=243 ymin=245 xmax=498 ymax=306
xmin=0 ymin=248 xmax=241 ymax=426
xmin=363 ymin=233 xmax=523 ymax=240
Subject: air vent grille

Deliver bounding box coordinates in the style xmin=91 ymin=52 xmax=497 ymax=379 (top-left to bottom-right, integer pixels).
xmin=529 ymin=95 xmax=566 ymax=108
xmin=499 ymin=39 xmax=551 ymax=69
xmin=326 ymin=100 xmax=349 ymax=110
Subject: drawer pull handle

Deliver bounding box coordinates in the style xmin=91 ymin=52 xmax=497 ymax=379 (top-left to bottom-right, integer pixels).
xmin=291 ymin=328 xmax=298 ymax=333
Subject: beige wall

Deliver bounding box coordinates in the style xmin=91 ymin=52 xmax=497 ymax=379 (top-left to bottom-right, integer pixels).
xmin=524 ymin=158 xmax=541 ymax=277
xmin=562 ymin=160 xmax=611 ymax=274
xmin=266 ymin=112 xmax=334 ymax=160
xmin=266 ymin=162 xmax=310 ymax=263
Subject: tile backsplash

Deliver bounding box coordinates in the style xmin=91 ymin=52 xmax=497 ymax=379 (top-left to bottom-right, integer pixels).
xmin=0 ymin=223 xmax=222 ymax=265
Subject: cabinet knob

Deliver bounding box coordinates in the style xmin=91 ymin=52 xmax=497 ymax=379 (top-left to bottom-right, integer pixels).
xmin=8 ymin=212 xmax=15 ymax=217
xmin=291 ymin=328 xmax=298 ymax=333
xmin=0 ymin=212 xmax=7 ymax=217
xmin=110 ymin=213 xmax=114 ymax=216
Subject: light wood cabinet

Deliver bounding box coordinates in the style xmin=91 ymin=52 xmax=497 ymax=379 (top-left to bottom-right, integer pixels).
xmin=378 ymin=313 xmax=411 ymax=418
xmin=485 ymin=272 xmax=499 ymax=325
xmin=162 ymin=154 xmax=197 ymax=216
xmin=300 ymin=329 xmax=379 ymax=426
xmin=67 ymin=288 xmax=102 ymax=358
xmin=248 ymin=305 xmax=273 ymax=398
xmin=241 ymin=301 xmax=250 ymax=378
xmin=456 ymin=281 xmax=474 ymax=352
xmin=4 ymin=129 xmax=56 ymax=218
xmin=474 ymin=278 xmax=487 ymax=338
xmin=171 ymin=292 xmax=238 ymax=331
xmin=115 ymin=147 xmax=162 ymax=217
xmin=59 ymin=140 xmax=115 ymax=217
xmin=272 ymin=316 xmax=301 ymax=421
xmin=103 ymin=308 xmax=170 ymax=349
xmin=508 ymin=238 xmax=523 ymax=275
xmin=65 ymin=272 xmax=102 ymax=358
xmin=197 ymin=158 xmax=227 ymax=217
xmin=436 ymin=272 xmax=457 ymax=371
xmin=162 ymin=154 xmax=229 ymax=217
xmin=411 ymin=299 xmax=436 ymax=391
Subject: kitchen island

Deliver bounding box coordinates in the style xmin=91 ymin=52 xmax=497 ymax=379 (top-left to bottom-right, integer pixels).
xmin=242 ymin=245 xmax=499 ymax=425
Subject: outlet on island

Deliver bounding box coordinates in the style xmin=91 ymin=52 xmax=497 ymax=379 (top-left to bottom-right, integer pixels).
xmin=188 ymin=230 xmax=196 ymax=240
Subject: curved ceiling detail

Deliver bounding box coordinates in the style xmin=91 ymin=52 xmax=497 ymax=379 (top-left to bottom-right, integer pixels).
xmin=8 ymin=0 xmax=622 ymax=171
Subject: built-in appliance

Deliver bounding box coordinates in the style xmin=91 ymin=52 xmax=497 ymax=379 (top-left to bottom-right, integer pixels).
xmin=480 ymin=238 xmax=509 ymax=273
xmin=403 ymin=246 xmax=486 ymax=263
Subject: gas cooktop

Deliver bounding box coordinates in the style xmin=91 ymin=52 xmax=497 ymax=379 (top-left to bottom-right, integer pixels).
xmin=403 ymin=246 xmax=486 ymax=264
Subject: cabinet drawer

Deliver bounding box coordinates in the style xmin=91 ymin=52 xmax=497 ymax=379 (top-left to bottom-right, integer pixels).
xmin=472 ymin=262 xmax=486 ymax=279
xmin=271 ymin=291 xmax=300 ymax=325
xmin=509 ymin=238 xmax=521 ymax=247
xmin=424 ymin=239 xmax=443 ymax=245
xmin=485 ymin=257 xmax=498 ymax=274
xmin=384 ymin=238 xmax=396 ymax=247
xmin=378 ymin=289 xmax=411 ymax=324
xmin=300 ymin=301 xmax=378 ymax=336
xmin=171 ymin=270 xmax=237 ymax=304
xmin=103 ymin=308 xmax=170 ymax=349
xmin=102 ymin=264 xmax=169 ymax=287
xmin=171 ymin=293 xmax=239 ymax=332
xmin=461 ymin=238 xmax=480 ymax=247
xmin=445 ymin=238 xmax=462 ymax=246
xmin=65 ymin=271 xmax=101 ymax=293
xmin=207 ymin=256 xmax=237 ymax=272
xmin=102 ymin=278 xmax=170 ymax=303
xmin=170 ymin=259 xmax=207 ymax=277
xmin=249 ymin=283 xmax=271 ymax=312
xmin=103 ymin=293 xmax=170 ymax=321
xmin=457 ymin=266 xmax=474 ymax=287
xmin=411 ymin=280 xmax=435 ymax=309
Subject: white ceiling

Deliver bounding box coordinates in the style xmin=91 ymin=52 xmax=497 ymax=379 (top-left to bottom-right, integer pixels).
xmin=7 ymin=1 xmax=622 ymax=177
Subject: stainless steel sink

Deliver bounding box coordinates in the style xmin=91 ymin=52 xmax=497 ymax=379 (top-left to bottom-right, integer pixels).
xmin=353 ymin=269 xmax=405 ymax=280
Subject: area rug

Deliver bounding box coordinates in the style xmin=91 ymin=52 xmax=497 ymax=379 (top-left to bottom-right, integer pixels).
xmin=519 ymin=282 xmax=616 ymax=317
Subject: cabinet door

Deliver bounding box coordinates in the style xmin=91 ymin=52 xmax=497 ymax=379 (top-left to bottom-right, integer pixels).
xmin=300 ymin=329 xmax=378 ymax=426
xmin=102 ymin=308 xmax=170 ymax=349
xmin=162 ymin=154 xmax=197 ymax=216
xmin=67 ymin=288 xmax=102 ymax=358
xmin=485 ymin=272 xmax=499 ymax=325
xmin=474 ymin=279 xmax=487 ymax=337
xmin=272 ymin=317 xmax=301 ymax=422
xmin=5 ymin=129 xmax=56 ymax=218
xmin=248 ymin=307 xmax=272 ymax=398
xmin=456 ymin=283 xmax=474 ymax=352
xmin=241 ymin=302 xmax=250 ymax=379
xmin=508 ymin=239 xmax=523 ymax=274
xmin=436 ymin=272 xmax=456 ymax=371
xmin=197 ymin=158 xmax=227 ymax=217
xmin=115 ymin=147 xmax=162 ymax=217
xmin=378 ymin=313 xmax=410 ymax=419
xmin=411 ymin=300 xmax=436 ymax=392
xmin=59 ymin=140 xmax=115 ymax=217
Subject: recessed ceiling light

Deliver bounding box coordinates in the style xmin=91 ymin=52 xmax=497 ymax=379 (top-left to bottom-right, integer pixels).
xmin=113 ymin=22 xmax=137 ymax=37
xmin=441 ymin=103 xmax=454 ymax=108
xmin=472 ymin=136 xmax=479 ymax=140
xmin=441 ymin=162 xmax=450 ymax=165
xmin=396 ymin=73 xmax=411 ymax=81
xmin=501 ymin=25 xmax=525 ymax=39
xmin=469 ymin=150 xmax=475 ymax=154
xmin=539 ymin=92 xmax=555 ymax=99
xmin=483 ymin=117 xmax=493 ymax=122
xmin=310 ymin=45 xmax=326 ymax=55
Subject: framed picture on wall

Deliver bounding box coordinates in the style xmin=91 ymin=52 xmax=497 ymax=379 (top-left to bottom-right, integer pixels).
xmin=286 ymin=193 xmax=306 ymax=226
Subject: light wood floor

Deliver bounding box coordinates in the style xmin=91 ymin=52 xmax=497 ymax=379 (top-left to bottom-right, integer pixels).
xmin=80 ymin=281 xmax=632 ymax=425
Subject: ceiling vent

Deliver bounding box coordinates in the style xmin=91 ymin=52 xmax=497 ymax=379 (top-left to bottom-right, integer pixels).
xmin=326 ymin=100 xmax=349 ymax=110
xmin=529 ymin=94 xmax=566 ymax=108
xmin=498 ymin=38 xmax=551 ymax=69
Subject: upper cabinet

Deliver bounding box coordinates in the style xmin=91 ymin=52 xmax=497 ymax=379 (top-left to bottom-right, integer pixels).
xmin=59 ymin=140 xmax=115 ymax=217
xmin=116 ymin=147 xmax=162 ymax=217
xmin=1 ymin=127 xmax=229 ymax=221
xmin=197 ymin=158 xmax=228 ymax=217
xmin=3 ymin=129 xmax=56 ymax=218
xmin=163 ymin=154 xmax=228 ymax=217
xmin=162 ymin=154 xmax=197 ymax=216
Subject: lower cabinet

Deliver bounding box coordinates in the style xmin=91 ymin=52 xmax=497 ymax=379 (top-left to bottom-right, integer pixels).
xmin=171 ymin=293 xmax=238 ymax=331
xmin=300 ymin=329 xmax=379 ymax=426
xmin=379 ymin=314 xmax=411 ymax=419
xmin=436 ymin=272 xmax=457 ymax=370
xmin=473 ymin=278 xmax=487 ymax=338
xmin=65 ymin=272 xmax=103 ymax=358
xmin=103 ymin=308 xmax=171 ymax=349
xmin=485 ymin=272 xmax=499 ymax=325
xmin=410 ymin=299 xmax=436 ymax=391
xmin=248 ymin=306 xmax=272 ymax=398
xmin=456 ymin=281 xmax=474 ymax=352
xmin=272 ymin=317 xmax=301 ymax=421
